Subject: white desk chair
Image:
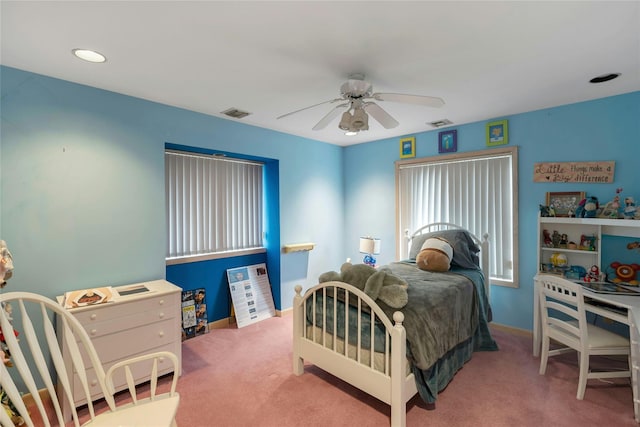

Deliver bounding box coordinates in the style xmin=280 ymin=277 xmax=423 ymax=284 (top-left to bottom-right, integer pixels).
xmin=0 ymin=291 xmax=180 ymax=427
xmin=536 ymin=274 xmax=631 ymax=400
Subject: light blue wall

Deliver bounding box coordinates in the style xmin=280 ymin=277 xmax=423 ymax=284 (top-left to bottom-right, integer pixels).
xmin=0 ymin=66 xmax=344 ymax=312
xmin=344 ymin=91 xmax=640 ymax=331
xmin=2 ymin=65 xmax=638 ymax=331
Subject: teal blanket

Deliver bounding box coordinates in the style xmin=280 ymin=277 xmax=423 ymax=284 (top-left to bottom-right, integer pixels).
xmin=306 ymin=261 xmax=497 ymax=403
xmin=378 ymin=262 xmax=497 ymax=369
xmin=382 ymin=262 xmax=498 ymax=403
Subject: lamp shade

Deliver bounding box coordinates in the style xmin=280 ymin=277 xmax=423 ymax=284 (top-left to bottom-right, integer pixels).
xmin=351 ymin=108 xmax=368 ymax=130
xmin=359 ymin=237 xmax=381 ymax=255
xmin=338 ymin=111 xmax=352 ymax=130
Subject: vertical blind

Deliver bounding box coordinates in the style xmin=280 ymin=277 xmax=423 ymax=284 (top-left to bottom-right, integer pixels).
xmin=165 ymin=150 xmax=264 ymax=259
xmin=397 ymin=150 xmax=515 ymax=283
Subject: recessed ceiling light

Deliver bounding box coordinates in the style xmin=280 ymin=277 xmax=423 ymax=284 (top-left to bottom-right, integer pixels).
xmin=345 ymin=131 xmax=358 ymax=136
xmin=589 ymin=73 xmax=621 ymax=84
xmin=72 ymin=49 xmax=106 ymax=63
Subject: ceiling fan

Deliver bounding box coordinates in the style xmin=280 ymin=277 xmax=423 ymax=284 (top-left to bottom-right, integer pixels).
xmin=276 ymin=74 xmax=445 ymax=133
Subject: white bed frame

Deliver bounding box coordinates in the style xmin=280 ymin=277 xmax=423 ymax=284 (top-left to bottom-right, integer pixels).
xmin=292 ymin=223 xmax=490 ymax=427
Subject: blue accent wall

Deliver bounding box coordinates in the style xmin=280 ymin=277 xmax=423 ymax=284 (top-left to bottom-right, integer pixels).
xmin=1 ymin=64 xmax=639 ymax=332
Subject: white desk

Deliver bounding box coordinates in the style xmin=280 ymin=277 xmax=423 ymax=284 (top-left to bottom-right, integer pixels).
xmin=533 ymin=280 xmax=640 ymax=422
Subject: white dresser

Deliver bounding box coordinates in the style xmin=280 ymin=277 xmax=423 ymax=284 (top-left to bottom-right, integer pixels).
xmin=57 ymin=279 xmax=182 ymax=419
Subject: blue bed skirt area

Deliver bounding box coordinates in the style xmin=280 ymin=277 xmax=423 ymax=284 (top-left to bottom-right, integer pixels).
xmin=305 ymin=264 xmax=498 ymax=404
xmin=410 ymin=335 xmax=475 ymax=403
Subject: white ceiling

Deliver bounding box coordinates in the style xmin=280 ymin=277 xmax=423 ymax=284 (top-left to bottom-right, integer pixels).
xmin=1 ymin=1 xmax=639 ymax=146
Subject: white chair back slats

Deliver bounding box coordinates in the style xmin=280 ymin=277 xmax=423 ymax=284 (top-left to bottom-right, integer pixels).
xmin=0 ymin=291 xmax=180 ymax=427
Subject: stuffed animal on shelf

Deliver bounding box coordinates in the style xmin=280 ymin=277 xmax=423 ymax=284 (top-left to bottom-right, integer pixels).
xmin=318 ymin=262 xmax=409 ymax=308
xmin=576 ymin=196 xmax=599 ymax=218
xmin=539 ymin=205 xmax=555 ymax=217
xmin=416 ymin=237 xmax=453 ymax=272
xmin=623 ymin=196 xmax=637 ymax=219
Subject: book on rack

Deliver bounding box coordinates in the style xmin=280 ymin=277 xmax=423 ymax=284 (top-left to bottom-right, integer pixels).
xmin=63 ymin=286 xmax=115 ymax=309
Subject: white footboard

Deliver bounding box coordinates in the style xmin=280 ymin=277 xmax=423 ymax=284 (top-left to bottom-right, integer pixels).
xmin=293 ymin=281 xmax=417 ymax=427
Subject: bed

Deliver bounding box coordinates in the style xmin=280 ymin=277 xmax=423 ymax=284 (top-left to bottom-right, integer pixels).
xmin=292 ymin=223 xmax=497 ymax=427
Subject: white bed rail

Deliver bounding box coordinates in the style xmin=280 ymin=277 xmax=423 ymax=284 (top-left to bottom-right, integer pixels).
xmin=293 ymin=281 xmax=415 ymax=427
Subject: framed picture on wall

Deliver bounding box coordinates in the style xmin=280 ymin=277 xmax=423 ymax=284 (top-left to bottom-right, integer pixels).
xmin=399 ymin=136 xmax=416 ymax=158
xmin=438 ymin=130 xmax=457 ymax=153
xmin=486 ymin=120 xmax=509 ymax=146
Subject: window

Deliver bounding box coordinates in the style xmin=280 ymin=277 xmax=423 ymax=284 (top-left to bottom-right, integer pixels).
xmin=165 ymin=150 xmax=264 ymax=263
xmin=396 ymin=146 xmax=518 ymax=287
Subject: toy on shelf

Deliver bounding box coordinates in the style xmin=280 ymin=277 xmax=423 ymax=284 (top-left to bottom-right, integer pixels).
xmin=623 ymin=196 xmax=638 ymax=219
xmin=599 ymin=187 xmax=623 ymax=218
xmin=608 ymin=262 xmax=640 ymax=285
xmin=540 ymin=205 xmax=556 ymax=217
xmin=550 ymin=252 xmax=568 ymax=268
xmin=565 ymin=265 xmax=587 ymax=280
xmin=542 ymin=229 xmax=553 ymax=247
xmin=583 ymin=265 xmax=602 ymax=282
xmin=576 ymin=196 xmax=599 ymax=218
xmin=579 ymin=234 xmax=597 ymax=251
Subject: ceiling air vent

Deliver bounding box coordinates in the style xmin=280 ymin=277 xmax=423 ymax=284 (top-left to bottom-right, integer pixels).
xmin=221 ymin=108 xmax=251 ymax=119
xmin=428 ymin=119 xmax=453 ymax=128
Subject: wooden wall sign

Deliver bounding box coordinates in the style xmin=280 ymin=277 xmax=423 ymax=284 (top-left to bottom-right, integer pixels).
xmin=533 ymin=161 xmax=615 ymax=183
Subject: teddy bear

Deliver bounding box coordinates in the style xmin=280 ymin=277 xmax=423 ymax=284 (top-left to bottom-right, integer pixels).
xmin=318 ymin=262 xmax=409 ymax=308
xmin=415 ymin=237 xmax=453 ymax=272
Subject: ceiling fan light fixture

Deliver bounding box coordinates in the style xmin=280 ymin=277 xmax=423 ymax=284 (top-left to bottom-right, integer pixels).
xmin=351 ymin=108 xmax=368 ymax=130
xmin=339 ymin=111 xmax=352 ymax=130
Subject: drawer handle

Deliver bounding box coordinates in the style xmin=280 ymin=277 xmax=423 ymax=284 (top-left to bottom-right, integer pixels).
xmin=90 ymin=379 xmax=98 ymax=387
xmin=90 ymin=329 xmax=97 ymax=336
xmin=158 ymin=331 xmax=165 ymax=338
xmin=159 ymin=299 xmax=165 ymax=305
xmin=90 ymin=314 xmax=97 ymax=320
xmin=159 ymin=312 xmax=165 ymax=319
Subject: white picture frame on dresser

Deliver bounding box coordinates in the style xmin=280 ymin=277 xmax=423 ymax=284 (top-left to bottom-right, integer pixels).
xmin=56 ymin=279 xmax=182 ymax=421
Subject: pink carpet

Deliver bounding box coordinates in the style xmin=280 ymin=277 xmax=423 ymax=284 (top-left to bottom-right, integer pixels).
xmin=68 ymin=315 xmax=636 ymax=426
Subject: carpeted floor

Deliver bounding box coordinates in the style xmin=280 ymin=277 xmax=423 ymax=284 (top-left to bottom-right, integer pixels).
xmin=68 ymin=315 xmax=636 ymax=426
xmin=171 ymin=315 xmax=636 ymax=427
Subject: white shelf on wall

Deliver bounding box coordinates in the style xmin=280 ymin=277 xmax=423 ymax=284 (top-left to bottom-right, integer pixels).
xmin=539 ymin=216 xmax=640 ymax=238
xmin=537 ymin=216 xmax=640 ymax=277
xmin=282 ymin=243 xmax=315 ymax=253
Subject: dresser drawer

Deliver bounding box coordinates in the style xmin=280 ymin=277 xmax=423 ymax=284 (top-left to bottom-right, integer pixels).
xmin=79 ymin=307 xmax=177 ymax=340
xmin=78 ymin=318 xmax=178 ymax=365
xmin=73 ymin=293 xmax=179 ymax=326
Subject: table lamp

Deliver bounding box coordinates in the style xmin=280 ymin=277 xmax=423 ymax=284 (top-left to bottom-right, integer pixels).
xmin=359 ymin=237 xmax=381 ymax=267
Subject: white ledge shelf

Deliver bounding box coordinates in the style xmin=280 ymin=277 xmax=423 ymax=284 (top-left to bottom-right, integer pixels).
xmin=283 ymin=243 xmax=315 ymax=253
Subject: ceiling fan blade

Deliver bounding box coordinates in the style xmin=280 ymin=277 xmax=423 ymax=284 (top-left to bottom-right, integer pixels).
xmin=277 ymin=98 xmax=345 ymax=120
xmin=370 ymin=93 xmax=445 ymax=108
xmin=312 ymin=103 xmax=349 ymax=130
xmin=363 ymin=102 xmax=399 ymax=129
